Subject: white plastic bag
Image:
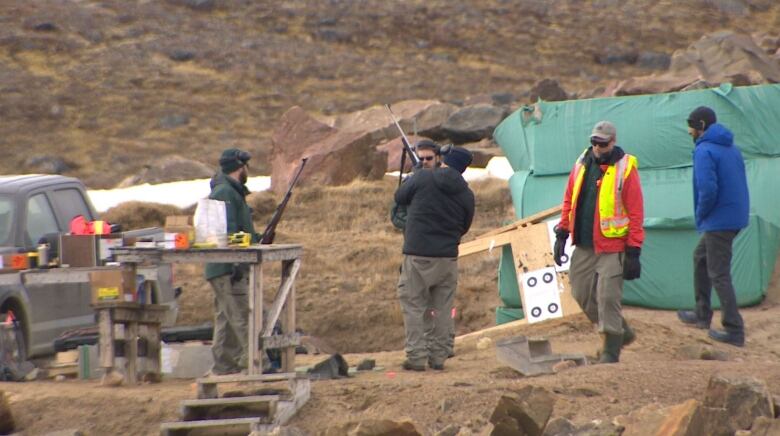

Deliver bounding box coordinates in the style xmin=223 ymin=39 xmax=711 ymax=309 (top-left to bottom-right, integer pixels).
xmin=193 ymin=198 xmax=227 ymax=246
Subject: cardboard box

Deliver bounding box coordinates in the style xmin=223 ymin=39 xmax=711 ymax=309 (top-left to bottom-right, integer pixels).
xmin=89 ymin=269 xmax=136 ymax=305
xmin=60 ymin=235 xmax=99 ymax=267
xmin=165 ymin=216 xmax=195 ymax=243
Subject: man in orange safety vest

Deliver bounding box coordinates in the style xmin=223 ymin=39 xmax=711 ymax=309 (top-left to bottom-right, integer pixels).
xmin=554 ymin=121 xmax=645 ymax=363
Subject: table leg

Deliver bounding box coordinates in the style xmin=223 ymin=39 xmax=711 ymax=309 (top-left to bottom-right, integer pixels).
xmin=126 ymin=321 xmax=139 ymax=384
xmin=281 ymin=260 xmax=296 ymax=372
xmin=147 ymin=322 xmax=161 ymax=381
xmin=248 ymin=263 xmax=264 ymax=375
xmin=98 ymin=309 xmax=114 ymax=371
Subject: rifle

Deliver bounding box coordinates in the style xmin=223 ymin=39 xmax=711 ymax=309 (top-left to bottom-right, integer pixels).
xmin=260 ymin=157 xmax=308 ymax=244
xmin=385 ymin=104 xmax=420 ymax=168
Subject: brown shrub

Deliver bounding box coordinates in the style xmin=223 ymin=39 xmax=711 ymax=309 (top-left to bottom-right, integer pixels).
xmin=101 ymin=201 xmax=185 ymax=230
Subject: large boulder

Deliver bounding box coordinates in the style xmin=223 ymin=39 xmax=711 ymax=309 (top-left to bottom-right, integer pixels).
xmin=271 ymin=106 xmax=387 ymax=193
xmin=489 ymin=386 xmax=554 ymax=436
xmin=321 ymin=419 xmax=421 ymax=436
xmin=616 ymin=400 xmax=730 ymax=436
xmin=326 ymin=100 xmax=454 ymax=145
xmin=528 ymin=79 xmax=569 ymax=103
xmin=377 ymin=135 xmax=431 ymax=173
xmin=703 ymin=375 xmax=775 ymax=431
xmin=116 ymin=155 xmax=215 ymax=187
xmin=442 ymin=104 xmax=508 ymax=144
xmin=610 ymin=31 xmax=780 ymax=96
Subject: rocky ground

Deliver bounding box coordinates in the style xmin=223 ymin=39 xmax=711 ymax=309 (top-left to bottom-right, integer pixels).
xmin=4 ymin=306 xmax=780 ymax=435
xmin=2 ymin=0 xmax=780 ymax=434
xmin=2 ymin=0 xmax=779 ymax=187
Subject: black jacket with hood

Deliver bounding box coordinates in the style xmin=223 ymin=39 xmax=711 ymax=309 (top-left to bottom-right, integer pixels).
xmin=394 ymin=166 xmax=475 ymax=258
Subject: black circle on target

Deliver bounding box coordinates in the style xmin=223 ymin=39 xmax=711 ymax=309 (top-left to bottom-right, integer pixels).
xmin=548 ymin=303 xmax=559 ymax=314
xmin=542 ymin=272 xmax=554 ymax=283
xmin=560 ymin=254 xmax=569 ymax=263
xmin=527 ymin=277 xmax=538 ymax=287
xmin=531 ymin=307 xmax=542 ymax=317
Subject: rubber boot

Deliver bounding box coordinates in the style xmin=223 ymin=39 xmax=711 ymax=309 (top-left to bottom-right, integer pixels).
xmin=622 ymin=319 xmax=636 ymax=347
xmin=598 ymin=333 xmax=623 ymax=364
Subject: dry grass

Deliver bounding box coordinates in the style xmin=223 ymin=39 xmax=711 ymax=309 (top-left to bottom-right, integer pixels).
xmin=102 ymin=201 xmax=184 ymax=230
xmin=107 ymin=177 xmax=514 ymax=353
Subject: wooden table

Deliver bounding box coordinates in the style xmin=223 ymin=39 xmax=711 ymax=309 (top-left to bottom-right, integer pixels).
xmin=93 ymin=301 xmax=169 ymax=384
xmin=112 ymin=245 xmax=303 ymax=375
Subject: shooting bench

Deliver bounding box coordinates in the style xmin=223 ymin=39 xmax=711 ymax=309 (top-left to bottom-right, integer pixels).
xmin=111 ymin=245 xmax=311 ymax=434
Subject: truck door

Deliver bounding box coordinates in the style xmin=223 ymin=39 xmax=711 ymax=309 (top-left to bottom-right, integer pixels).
xmin=23 ymin=192 xmax=92 ymax=355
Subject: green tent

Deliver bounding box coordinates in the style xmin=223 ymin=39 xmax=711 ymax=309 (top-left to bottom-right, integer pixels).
xmin=493 ymin=83 xmax=780 ymax=318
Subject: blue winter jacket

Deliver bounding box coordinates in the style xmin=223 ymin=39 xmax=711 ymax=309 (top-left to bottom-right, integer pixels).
xmin=692 ymin=123 xmax=750 ymax=232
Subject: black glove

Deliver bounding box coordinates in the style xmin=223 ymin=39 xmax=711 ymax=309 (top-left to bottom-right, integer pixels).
xmin=553 ymin=226 xmax=569 ymax=267
xmin=623 ymin=246 xmax=641 ymax=280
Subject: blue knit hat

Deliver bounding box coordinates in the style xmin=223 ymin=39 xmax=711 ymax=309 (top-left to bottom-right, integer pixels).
xmin=442 ymin=147 xmax=473 ymax=173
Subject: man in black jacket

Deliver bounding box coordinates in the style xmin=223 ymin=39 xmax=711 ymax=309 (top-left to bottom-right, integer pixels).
xmin=394 ymin=146 xmax=475 ymax=371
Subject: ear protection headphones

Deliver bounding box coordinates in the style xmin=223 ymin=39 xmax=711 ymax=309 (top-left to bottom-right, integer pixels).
xmin=235 ymin=149 xmax=251 ymax=166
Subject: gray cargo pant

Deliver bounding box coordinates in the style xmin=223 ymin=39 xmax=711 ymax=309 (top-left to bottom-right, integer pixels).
xmin=569 ymin=246 xmax=625 ymax=335
xmin=397 ymin=255 xmax=458 ymax=366
xmin=208 ymin=274 xmax=249 ymax=374
xmin=693 ymin=231 xmax=744 ymax=334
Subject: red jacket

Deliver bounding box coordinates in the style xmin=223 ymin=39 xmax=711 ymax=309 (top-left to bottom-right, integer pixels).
xmin=558 ymin=148 xmax=645 ymax=253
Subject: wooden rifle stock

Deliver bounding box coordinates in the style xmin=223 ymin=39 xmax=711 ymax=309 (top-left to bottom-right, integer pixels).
xmin=260 ymin=157 xmax=308 ymax=244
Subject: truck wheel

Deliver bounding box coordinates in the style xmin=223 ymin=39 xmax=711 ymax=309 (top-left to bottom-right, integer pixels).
xmin=0 ymin=312 xmax=27 ymax=364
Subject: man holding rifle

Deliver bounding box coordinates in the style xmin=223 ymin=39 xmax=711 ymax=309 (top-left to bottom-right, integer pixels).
xmin=395 ymin=145 xmax=475 ymax=371
xmin=204 ymin=148 xmax=261 ymax=376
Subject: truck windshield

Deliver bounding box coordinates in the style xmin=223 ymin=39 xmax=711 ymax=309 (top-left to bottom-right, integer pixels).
xmin=0 ymin=195 xmax=14 ymax=246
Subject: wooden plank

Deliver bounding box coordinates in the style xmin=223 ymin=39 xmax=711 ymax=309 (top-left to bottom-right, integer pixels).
xmin=272 ymin=378 xmax=310 ymax=426
xmin=478 ymin=205 xmax=562 ymax=238
xmin=197 ymin=372 xmax=301 ymax=386
xmin=159 ymin=417 xmax=263 ymax=435
xmin=45 ymin=363 xmax=78 ymax=378
xmin=262 ymin=333 xmax=301 ymax=350
xmin=458 ymin=230 xmax=515 ymax=258
xmin=180 ymin=395 xmax=279 ymax=422
xmin=262 ymin=259 xmax=301 ymax=337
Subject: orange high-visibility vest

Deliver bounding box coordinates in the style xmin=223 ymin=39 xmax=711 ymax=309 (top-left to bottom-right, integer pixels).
xmin=569 ymin=149 xmax=637 ymax=238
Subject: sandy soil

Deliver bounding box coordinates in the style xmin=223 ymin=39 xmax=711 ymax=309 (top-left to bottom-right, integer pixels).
xmin=4 ymin=304 xmax=780 ymax=435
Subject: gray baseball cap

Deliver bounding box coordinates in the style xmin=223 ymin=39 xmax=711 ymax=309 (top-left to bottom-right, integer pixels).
xmin=590 ymin=121 xmax=616 ymax=141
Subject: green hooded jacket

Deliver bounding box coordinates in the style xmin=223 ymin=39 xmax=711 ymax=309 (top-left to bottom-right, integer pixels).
xmin=204 ymin=172 xmax=261 ymax=280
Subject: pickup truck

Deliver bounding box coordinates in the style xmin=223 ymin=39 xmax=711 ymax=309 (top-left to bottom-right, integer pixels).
xmin=0 ymin=174 xmax=179 ymax=360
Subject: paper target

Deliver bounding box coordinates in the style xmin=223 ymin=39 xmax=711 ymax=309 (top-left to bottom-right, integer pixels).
xmin=546 ymin=220 xmax=574 ymax=272
xmin=520 ymin=266 xmax=563 ymax=324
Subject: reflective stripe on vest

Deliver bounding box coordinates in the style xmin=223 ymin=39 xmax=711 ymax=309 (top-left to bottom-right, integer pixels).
xmin=569 ymin=149 xmax=637 ymax=238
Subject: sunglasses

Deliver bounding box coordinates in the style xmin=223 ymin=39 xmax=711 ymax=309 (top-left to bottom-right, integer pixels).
xmin=420 ymin=156 xmax=435 ymax=162
xmin=590 ymin=139 xmax=610 ymax=148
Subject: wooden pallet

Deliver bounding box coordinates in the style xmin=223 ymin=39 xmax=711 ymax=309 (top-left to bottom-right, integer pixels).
xmin=160 ymin=373 xmax=310 ymax=435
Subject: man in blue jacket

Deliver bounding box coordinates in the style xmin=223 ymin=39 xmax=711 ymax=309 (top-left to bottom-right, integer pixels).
xmin=677 ymin=106 xmax=750 ymax=347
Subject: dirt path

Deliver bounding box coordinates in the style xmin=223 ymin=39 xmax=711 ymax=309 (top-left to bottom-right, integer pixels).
xmin=4 ymin=304 xmax=780 ymax=435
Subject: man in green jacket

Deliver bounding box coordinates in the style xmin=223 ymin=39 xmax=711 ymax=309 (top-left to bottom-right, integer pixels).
xmin=204 ymin=148 xmax=261 ymax=375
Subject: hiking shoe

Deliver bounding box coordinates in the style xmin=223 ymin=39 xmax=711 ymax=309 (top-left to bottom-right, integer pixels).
xmin=428 ymin=361 xmax=445 ymax=371
xmin=677 ymin=310 xmax=709 ymax=329
xmin=708 ymin=329 xmax=745 ymax=347
xmin=402 ymin=360 xmax=425 ymax=372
